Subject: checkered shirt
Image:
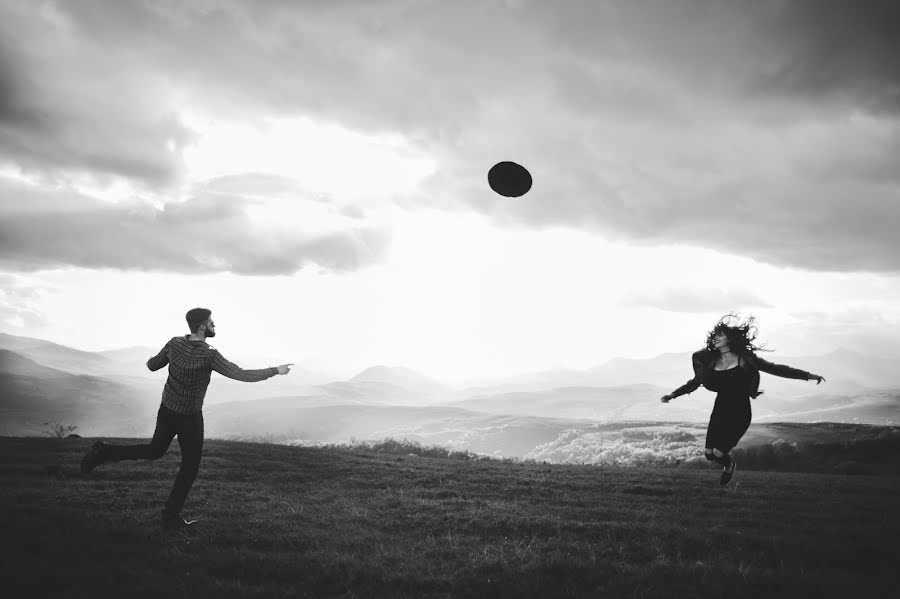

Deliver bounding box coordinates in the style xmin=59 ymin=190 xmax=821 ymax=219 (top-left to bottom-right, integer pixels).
xmin=147 ymin=335 xmax=278 ymax=414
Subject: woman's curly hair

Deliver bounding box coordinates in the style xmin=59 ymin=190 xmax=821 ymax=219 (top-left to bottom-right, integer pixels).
xmin=704 ymin=313 xmax=771 ymax=355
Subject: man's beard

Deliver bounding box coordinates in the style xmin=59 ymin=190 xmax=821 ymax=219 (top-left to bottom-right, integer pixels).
xmin=206 ymin=330 xmax=216 ymax=338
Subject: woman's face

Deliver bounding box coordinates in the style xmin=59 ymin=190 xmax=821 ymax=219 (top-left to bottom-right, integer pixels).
xmin=713 ymin=331 xmax=730 ymax=350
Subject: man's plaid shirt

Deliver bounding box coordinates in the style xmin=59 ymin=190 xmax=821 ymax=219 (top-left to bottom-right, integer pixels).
xmin=147 ymin=336 xmax=278 ymax=414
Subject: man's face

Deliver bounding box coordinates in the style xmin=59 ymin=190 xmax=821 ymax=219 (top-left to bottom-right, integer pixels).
xmin=202 ymin=319 xmax=216 ymax=338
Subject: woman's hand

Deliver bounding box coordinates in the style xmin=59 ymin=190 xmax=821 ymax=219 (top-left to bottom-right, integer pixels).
xmin=808 ymin=373 xmax=826 ymax=384
xmin=276 ymin=363 xmax=294 ymax=375
xmin=660 ymin=394 xmax=674 ymax=403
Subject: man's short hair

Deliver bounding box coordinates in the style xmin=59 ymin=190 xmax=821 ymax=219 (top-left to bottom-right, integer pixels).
xmin=186 ymin=308 xmax=212 ymax=333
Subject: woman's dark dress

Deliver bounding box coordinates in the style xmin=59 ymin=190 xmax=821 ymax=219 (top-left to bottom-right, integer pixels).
xmin=703 ymin=359 xmax=752 ymax=453
xmin=670 ymin=349 xmax=812 ymax=453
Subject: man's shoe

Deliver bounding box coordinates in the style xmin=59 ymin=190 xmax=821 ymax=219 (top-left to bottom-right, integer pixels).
xmin=80 ymin=441 xmax=105 ymax=474
xmin=161 ymin=515 xmax=198 ymax=531
xmin=720 ymin=459 xmax=736 ymax=486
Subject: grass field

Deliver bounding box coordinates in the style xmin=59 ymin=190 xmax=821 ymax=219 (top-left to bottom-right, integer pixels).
xmin=2 ymin=436 xmax=898 ymax=598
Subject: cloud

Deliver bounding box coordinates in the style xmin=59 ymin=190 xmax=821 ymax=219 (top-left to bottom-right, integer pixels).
xmin=782 ymin=308 xmax=900 ymax=357
xmin=623 ymin=286 xmax=773 ymax=314
xmin=0 ymin=178 xmax=389 ymax=275
xmin=749 ymin=0 xmax=900 ymax=113
xmin=0 ymin=1 xmax=898 ymax=273
xmin=0 ymin=273 xmax=55 ymax=329
xmin=419 ymin=1 xmax=900 ymax=272
xmin=0 ymin=3 xmax=194 ymax=188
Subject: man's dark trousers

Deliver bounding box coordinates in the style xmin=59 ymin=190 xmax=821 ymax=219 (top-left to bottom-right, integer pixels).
xmin=103 ymin=405 xmax=204 ymax=516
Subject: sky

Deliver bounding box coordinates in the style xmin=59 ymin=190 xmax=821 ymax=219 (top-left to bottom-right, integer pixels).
xmin=1 ymin=0 xmax=899 ymax=384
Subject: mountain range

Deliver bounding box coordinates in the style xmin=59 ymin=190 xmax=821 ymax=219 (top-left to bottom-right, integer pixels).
xmin=1 ymin=332 xmax=897 ymax=455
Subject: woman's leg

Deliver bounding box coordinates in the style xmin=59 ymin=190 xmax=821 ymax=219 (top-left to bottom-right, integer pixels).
xmin=712 ymin=409 xmax=751 ymax=484
xmin=712 ymin=447 xmax=732 ymax=468
xmin=705 ymin=409 xmax=729 ymax=465
xmin=715 ymin=408 xmax=752 ymax=465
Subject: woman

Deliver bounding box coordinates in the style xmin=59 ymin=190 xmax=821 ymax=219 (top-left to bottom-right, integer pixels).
xmin=661 ymin=314 xmax=826 ymax=486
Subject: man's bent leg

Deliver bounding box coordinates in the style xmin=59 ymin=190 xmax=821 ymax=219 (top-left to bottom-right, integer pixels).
xmin=103 ymin=406 xmax=177 ymax=462
xmin=162 ymin=411 xmax=204 ymax=518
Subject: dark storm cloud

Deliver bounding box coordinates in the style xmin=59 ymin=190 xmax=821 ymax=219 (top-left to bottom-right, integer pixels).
xmin=0 ymin=39 xmax=28 ymax=125
xmin=0 ymin=0 xmax=557 ymax=167
xmin=0 ymin=3 xmax=194 ymax=187
xmin=0 ymin=180 xmax=389 ymax=275
xmin=419 ymin=0 xmax=900 ymax=272
xmin=3 ymin=0 xmax=896 ymax=147
xmin=751 ymin=0 xmax=900 ymax=112
xmin=0 ymin=1 xmax=898 ymax=273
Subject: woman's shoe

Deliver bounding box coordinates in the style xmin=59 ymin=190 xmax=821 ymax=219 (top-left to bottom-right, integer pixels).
xmin=720 ymin=459 xmax=736 ymax=486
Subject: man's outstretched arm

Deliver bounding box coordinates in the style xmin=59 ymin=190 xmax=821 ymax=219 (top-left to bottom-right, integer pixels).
xmin=210 ymin=349 xmax=289 ymax=382
xmin=147 ymin=341 xmax=170 ymax=371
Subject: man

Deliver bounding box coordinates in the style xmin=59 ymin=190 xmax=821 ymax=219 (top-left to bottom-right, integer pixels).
xmin=80 ymin=308 xmax=293 ymax=530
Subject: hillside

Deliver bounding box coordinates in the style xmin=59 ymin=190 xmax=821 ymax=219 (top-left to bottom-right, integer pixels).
xmin=206 ymin=402 xmax=578 ymax=456
xmin=0 ymin=332 xmax=120 ymax=376
xmin=3 ymin=437 xmax=898 ymax=598
xmin=0 ymin=348 xmax=72 ymax=378
xmin=1 ymin=332 xmax=897 ymax=453
xmin=0 ymin=332 xmax=335 ymax=385
xmin=449 ymin=384 xmax=675 ymax=419
xmin=5 ymin=338 xmax=895 ymax=457
xmin=350 ymin=364 xmax=446 ymax=390
xmin=0 ymin=349 xmax=160 ymax=436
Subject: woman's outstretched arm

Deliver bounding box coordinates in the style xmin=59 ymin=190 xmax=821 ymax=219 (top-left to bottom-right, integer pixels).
xmin=661 ymin=350 xmax=709 ymax=402
xmin=662 ymin=377 xmax=701 ymax=402
xmin=753 ymin=355 xmax=826 ymax=384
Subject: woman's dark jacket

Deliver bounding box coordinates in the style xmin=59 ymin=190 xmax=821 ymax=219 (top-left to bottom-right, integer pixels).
xmin=670 ymin=349 xmax=810 ymax=399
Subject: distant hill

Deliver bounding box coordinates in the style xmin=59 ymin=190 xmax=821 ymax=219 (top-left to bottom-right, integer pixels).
xmin=0 ymin=332 xmax=336 ymax=388
xmin=0 ymin=349 xmax=72 ymax=379
xmin=202 ymin=389 xmax=900 ymax=465
xmin=317 ymin=380 xmax=422 ymax=404
xmin=0 ymin=350 xmax=159 ymax=436
xmin=271 ymin=365 xmax=456 ymax=407
xmin=753 ymin=389 xmax=900 ymax=425
xmin=205 ymin=400 xmax=579 ymax=456
xmin=96 ymin=345 xmax=160 ymax=364
xmin=466 ymin=347 xmax=900 ymax=399
xmin=350 ymin=365 xmax=449 ymax=394
xmin=0 ymin=332 xmax=120 ymax=376
xmin=2 ymin=331 xmax=898 ymax=443
xmin=450 ymin=383 xmax=678 ymax=420
xmin=453 ymin=382 xmax=899 ymax=426
xmin=464 ymin=352 xmax=689 ymax=393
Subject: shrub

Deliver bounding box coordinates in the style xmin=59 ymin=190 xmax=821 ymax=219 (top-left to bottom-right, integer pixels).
xmin=350 ymin=437 xmax=483 ymax=461
xmin=43 ymin=422 xmax=78 ymax=438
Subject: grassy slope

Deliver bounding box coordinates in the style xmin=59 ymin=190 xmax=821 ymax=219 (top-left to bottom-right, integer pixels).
xmin=2 ymin=437 xmax=898 ymax=599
